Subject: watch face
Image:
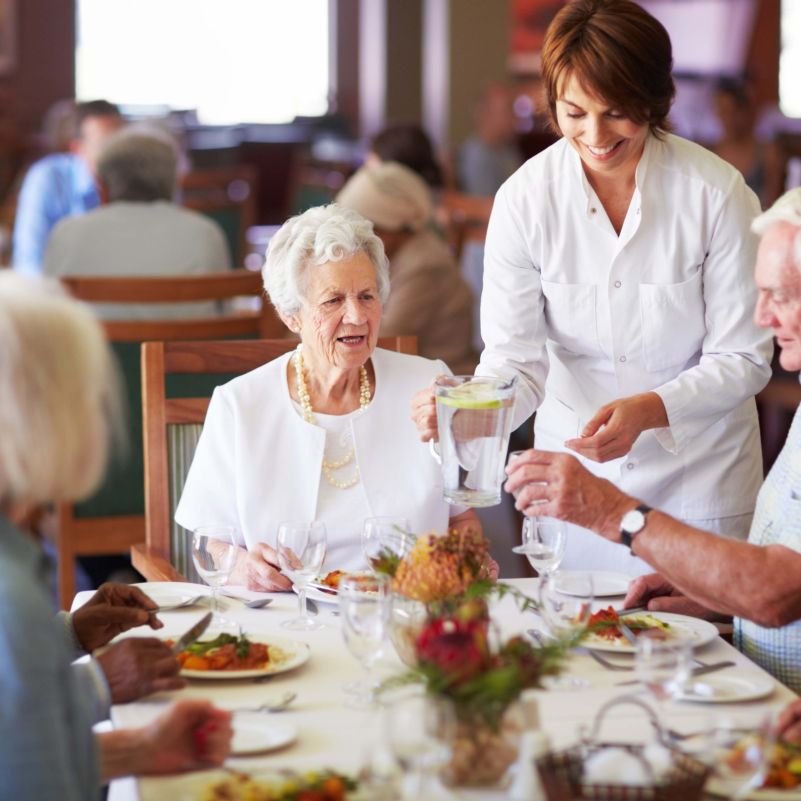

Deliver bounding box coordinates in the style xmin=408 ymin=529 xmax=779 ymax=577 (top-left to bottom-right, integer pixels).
xmin=621 ymin=509 xmax=646 ymax=534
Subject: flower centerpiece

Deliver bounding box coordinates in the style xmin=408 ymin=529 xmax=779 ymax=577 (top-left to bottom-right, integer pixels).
xmin=376 ymin=526 xmax=579 ymax=786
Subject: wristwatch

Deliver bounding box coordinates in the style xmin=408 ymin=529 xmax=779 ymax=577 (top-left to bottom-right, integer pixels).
xmin=619 ymin=504 xmax=652 ymax=549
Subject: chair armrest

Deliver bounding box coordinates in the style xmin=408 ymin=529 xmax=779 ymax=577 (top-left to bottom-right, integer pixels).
xmin=131 ymin=543 xmax=187 ymax=582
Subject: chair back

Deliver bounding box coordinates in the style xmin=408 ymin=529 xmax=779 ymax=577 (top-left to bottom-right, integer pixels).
xmin=440 ymin=191 xmax=494 ymax=261
xmin=55 ymin=270 xmax=288 ymax=608
xmin=133 ymin=336 xmax=418 ymax=581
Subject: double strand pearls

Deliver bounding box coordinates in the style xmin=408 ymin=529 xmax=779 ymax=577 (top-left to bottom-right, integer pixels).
xmin=294 ymin=344 xmax=371 ymax=489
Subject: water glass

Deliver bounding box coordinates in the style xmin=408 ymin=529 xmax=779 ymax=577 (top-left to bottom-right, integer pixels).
xmin=517 ymin=517 xmax=566 ymax=577
xmin=276 ymin=520 xmax=327 ymax=631
xmin=340 ymin=572 xmax=391 ymax=707
xmin=539 ymin=572 xmax=594 ymax=637
xmin=635 ymin=632 xmax=693 ymax=703
xmin=190 ymin=525 xmax=238 ymax=614
xmin=362 ymin=516 xmax=413 ymax=571
xmin=706 ymin=714 xmax=774 ymax=799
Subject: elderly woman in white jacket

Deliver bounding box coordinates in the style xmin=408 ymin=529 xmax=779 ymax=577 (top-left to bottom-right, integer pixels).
xmin=175 ymin=204 xmax=481 ymax=591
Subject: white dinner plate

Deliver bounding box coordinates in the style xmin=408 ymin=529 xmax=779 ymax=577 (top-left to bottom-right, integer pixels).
xmin=676 ymin=673 xmax=775 ymax=704
xmin=178 ymin=635 xmax=310 ymax=679
xmin=583 ymin=611 xmax=719 ymax=653
xmin=231 ymin=716 xmax=297 ymax=755
xmin=295 ymin=584 xmax=339 ymax=606
xmin=137 ymin=581 xmax=207 ymax=608
xmin=706 ymin=779 xmax=801 ymax=800
xmin=560 ymin=571 xmax=630 ymax=598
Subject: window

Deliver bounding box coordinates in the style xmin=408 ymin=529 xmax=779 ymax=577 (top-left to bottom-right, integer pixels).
xmin=76 ymin=0 xmax=330 ymax=125
xmin=780 ymin=0 xmax=801 ymax=117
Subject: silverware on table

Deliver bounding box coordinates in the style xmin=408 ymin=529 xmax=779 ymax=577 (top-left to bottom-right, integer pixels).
xmin=170 ymin=611 xmax=213 ymax=654
xmin=614 ymin=660 xmax=735 ymax=686
xmin=220 ymin=592 xmax=274 ymax=609
xmin=305 ymin=598 xmax=319 ymax=616
xmin=230 ymin=692 xmax=297 ymax=714
xmin=617 ymin=618 xmax=638 ymax=646
xmin=149 ymin=593 xmax=206 ymax=613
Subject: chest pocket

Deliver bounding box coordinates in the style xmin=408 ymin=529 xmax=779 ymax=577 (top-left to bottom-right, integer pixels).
xmin=639 ymin=268 xmax=706 ymax=372
xmin=541 ymin=280 xmax=602 ymax=358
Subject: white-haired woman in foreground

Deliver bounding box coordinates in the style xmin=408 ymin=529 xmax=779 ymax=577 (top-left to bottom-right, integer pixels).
xmin=176 ymin=203 xmax=484 ymax=590
xmin=0 ymin=273 xmax=232 ymax=798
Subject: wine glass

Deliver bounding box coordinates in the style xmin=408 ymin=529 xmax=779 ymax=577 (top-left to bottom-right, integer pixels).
xmin=635 ymin=632 xmax=693 ymax=707
xmin=705 ymin=715 xmax=774 ymax=799
xmin=362 ymin=516 xmax=413 ymax=571
xmin=276 ymin=520 xmax=327 ymax=631
xmin=386 ymin=690 xmax=456 ymax=799
xmin=190 ymin=526 xmax=238 ymax=615
xmin=340 ymin=572 xmax=391 ymax=707
xmin=514 ymin=517 xmax=567 ymax=578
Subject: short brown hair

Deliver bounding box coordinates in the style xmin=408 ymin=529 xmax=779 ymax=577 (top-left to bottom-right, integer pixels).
xmin=541 ymin=0 xmax=675 ymax=136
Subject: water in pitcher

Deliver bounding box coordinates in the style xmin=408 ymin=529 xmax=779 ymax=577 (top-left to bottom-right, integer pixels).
xmin=434 ymin=376 xmax=516 ymax=507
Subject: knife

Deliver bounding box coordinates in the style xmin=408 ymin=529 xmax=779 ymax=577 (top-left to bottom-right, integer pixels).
xmin=171 ymin=611 xmax=213 ymax=654
xmin=615 ymin=660 xmax=735 ymax=686
xmin=306 ymin=598 xmax=319 ymax=616
xmin=618 ymin=618 xmax=638 ymax=646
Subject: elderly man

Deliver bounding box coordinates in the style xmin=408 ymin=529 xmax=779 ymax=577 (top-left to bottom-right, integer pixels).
xmin=42 ymin=126 xmax=230 ymax=319
xmin=12 ymin=100 xmax=123 ymax=274
xmin=337 ymin=161 xmax=478 ymax=374
xmin=505 ymin=188 xmax=801 ymax=693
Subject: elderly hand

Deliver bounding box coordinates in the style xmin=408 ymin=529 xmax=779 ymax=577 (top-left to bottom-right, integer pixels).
xmin=410 ymin=380 xmax=440 ymax=442
xmin=564 ymin=392 xmax=668 ymax=463
xmin=625 ymin=574 xmax=727 ymax=620
xmin=777 ymin=700 xmax=801 ymax=744
xmin=229 ymin=542 xmax=292 ymax=592
xmin=504 ymin=449 xmax=631 ymax=538
xmin=96 ymin=637 xmax=186 ymax=704
xmin=72 ymin=582 xmax=163 ymax=653
xmin=141 ymin=700 xmax=232 ymax=774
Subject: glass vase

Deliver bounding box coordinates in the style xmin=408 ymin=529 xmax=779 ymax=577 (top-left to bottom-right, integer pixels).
xmin=389 ymin=595 xmax=428 ymax=667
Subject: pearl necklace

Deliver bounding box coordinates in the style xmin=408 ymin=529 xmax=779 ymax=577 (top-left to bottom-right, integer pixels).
xmin=293 ymin=345 xmax=371 ymax=489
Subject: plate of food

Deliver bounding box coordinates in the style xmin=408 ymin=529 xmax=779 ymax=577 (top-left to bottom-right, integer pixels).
xmin=297 ymin=569 xmax=344 ymax=605
xmin=560 ymin=571 xmax=630 ymax=598
xmin=583 ymin=607 xmax=719 ymax=652
xmin=676 ymin=673 xmax=774 ymax=704
xmin=706 ymin=736 xmax=801 ymax=799
xmin=230 ymin=717 xmax=297 ymax=756
xmin=172 ymin=632 xmax=310 ymax=679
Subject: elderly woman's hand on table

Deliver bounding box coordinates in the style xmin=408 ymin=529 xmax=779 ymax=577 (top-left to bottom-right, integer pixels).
xmin=229 ymin=542 xmax=293 ymax=592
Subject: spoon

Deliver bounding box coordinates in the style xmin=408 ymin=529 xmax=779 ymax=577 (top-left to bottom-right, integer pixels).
xmin=219 ymin=592 xmax=274 ymax=609
xmin=231 ymin=692 xmax=297 ymax=713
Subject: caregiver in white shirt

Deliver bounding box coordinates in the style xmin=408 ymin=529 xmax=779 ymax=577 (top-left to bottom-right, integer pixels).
xmin=176 ymin=204 xmax=480 ymax=590
xmin=413 ymin=0 xmax=772 ymax=576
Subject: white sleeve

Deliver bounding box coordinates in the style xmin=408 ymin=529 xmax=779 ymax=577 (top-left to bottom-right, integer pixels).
xmin=475 ymin=185 xmax=549 ymax=430
xmin=174 ymin=386 xmax=244 ymax=544
xmin=652 ymin=177 xmax=773 ymax=453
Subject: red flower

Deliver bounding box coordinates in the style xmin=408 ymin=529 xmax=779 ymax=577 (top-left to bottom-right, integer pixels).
xmin=416 ymin=617 xmax=490 ymax=685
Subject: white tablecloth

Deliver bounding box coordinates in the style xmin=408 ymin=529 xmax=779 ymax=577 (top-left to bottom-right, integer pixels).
xmin=72 ymin=578 xmax=798 ymax=801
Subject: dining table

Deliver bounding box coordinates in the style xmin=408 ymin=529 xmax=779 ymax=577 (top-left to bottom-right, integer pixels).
xmin=72 ymin=576 xmax=799 ymax=801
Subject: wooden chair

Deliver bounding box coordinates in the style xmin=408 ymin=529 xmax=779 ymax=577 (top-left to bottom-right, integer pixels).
xmin=440 ymin=191 xmax=494 ymax=262
xmin=56 ymin=270 xmax=289 ymax=609
xmin=132 ymin=336 xmax=418 ymax=582
xmin=180 ymin=165 xmax=259 ymax=267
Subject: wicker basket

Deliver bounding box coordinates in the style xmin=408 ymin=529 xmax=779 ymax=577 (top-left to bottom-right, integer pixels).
xmin=536 ymin=696 xmax=710 ymax=801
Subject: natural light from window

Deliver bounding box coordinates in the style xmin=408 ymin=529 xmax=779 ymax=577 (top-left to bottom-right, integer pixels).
xmin=780 ymin=0 xmax=801 ymax=117
xmin=76 ymin=0 xmax=330 ymax=125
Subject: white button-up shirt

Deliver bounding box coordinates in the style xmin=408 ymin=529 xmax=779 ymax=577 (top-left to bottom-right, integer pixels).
xmin=478 ymin=133 xmax=773 ymax=521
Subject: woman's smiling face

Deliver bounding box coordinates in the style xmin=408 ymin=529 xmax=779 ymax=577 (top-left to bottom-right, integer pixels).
xmin=556 ymin=73 xmax=649 ymax=180
xmin=294 ymin=251 xmax=382 ymax=372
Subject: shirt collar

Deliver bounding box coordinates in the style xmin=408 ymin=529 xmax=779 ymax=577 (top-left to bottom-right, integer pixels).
xmin=71 ymin=155 xmax=97 ymax=198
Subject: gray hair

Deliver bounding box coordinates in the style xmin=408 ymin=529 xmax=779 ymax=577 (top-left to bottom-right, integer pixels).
xmin=97 ymin=126 xmax=178 ymax=203
xmin=262 ymin=203 xmax=390 ymax=316
xmin=0 ymin=274 xmax=122 ymax=507
xmin=752 ymin=188 xmax=801 ymax=272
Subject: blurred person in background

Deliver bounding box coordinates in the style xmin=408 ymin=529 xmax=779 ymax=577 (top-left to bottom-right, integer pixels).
xmin=367 ymin=123 xmax=445 ymax=190
xmin=337 ymin=162 xmax=478 ymax=374
xmin=12 ymin=100 xmax=123 ymax=274
xmin=43 ymin=127 xmax=230 ymax=319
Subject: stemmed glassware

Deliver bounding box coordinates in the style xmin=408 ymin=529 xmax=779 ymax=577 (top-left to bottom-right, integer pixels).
xmin=539 ymin=571 xmax=594 ymax=638
xmin=276 ymin=520 xmax=327 ymax=631
xmin=190 ymin=525 xmax=238 ymax=619
xmin=340 ymin=572 xmax=391 ymax=707
xmin=705 ymin=716 xmax=774 ymax=800
xmin=362 ymin=516 xmax=413 ymax=571
xmin=507 ymin=451 xmax=567 ymax=577
xmin=635 ymin=632 xmax=693 ymax=706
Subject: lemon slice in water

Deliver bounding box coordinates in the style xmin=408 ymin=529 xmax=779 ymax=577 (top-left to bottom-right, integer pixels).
xmin=436 ymin=382 xmax=504 ymax=409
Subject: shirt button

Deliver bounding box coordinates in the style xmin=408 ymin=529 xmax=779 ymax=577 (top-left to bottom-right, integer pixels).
xmin=590 ymin=207 xmax=597 ymax=214
xmin=627 ymin=462 xmax=635 ymax=470
xmin=636 ymin=208 xmax=641 ymax=215
xmin=619 ymin=355 xmax=627 ymax=363
xmin=614 ymin=280 xmax=622 ymax=288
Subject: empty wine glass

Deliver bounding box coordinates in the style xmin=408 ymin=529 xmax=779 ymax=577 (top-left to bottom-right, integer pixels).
xmin=514 ymin=517 xmax=567 ymax=577
xmin=362 ymin=516 xmax=413 ymax=571
xmin=190 ymin=526 xmax=238 ymax=614
xmin=635 ymin=632 xmax=693 ymax=707
xmin=706 ymin=714 xmax=774 ymax=799
xmin=386 ymin=690 xmax=456 ymax=799
xmin=276 ymin=520 xmax=327 ymax=631
xmin=340 ymin=572 xmax=391 ymax=707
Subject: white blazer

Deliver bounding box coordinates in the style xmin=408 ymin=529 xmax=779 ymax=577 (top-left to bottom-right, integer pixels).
xmin=175 ymin=348 xmax=454 ymax=565
xmin=478 ymin=133 xmax=773 ymax=522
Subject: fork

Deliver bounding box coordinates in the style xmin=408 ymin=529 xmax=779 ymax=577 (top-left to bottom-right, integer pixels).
xmin=150 ymin=593 xmax=206 ymax=613
xmin=230 ymin=692 xmax=297 ymax=714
